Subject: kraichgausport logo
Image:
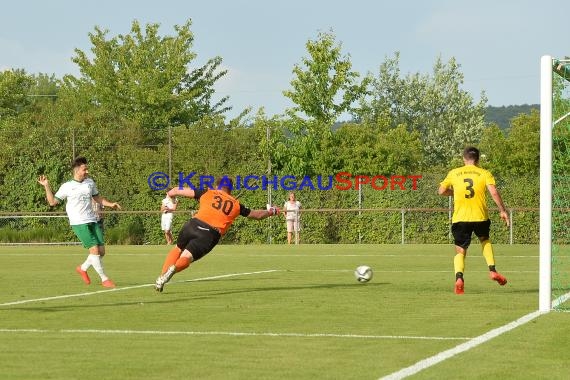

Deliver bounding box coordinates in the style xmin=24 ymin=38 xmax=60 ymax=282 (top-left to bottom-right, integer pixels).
xmin=147 ymin=172 xmax=422 ymax=192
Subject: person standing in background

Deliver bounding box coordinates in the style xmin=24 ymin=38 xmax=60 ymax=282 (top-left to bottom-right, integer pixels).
xmin=161 ymin=188 xmax=178 ymax=245
xmin=283 ymin=192 xmax=301 ymax=244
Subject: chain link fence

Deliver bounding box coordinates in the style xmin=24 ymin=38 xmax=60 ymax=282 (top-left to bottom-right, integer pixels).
xmin=0 ymin=207 xmax=540 ymax=245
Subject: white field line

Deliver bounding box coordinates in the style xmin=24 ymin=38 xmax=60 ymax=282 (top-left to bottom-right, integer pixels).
xmin=0 ymin=328 xmax=471 ymax=341
xmin=0 ymin=270 xmax=280 ymax=307
xmin=232 ymin=255 xmax=539 ymax=258
xmin=379 ymin=291 xmax=570 ymax=380
xmin=292 ymin=269 xmax=537 ymax=273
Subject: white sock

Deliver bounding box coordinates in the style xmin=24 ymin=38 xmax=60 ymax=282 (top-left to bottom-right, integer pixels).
xmin=88 ymin=254 xmax=109 ymax=282
xmin=80 ymin=256 xmax=92 ymax=271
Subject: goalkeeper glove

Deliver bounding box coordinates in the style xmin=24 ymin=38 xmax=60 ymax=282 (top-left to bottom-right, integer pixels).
xmin=267 ymin=205 xmax=280 ymax=216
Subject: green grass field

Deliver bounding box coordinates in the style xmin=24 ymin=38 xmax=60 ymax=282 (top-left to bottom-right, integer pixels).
xmin=0 ymin=244 xmax=568 ymax=379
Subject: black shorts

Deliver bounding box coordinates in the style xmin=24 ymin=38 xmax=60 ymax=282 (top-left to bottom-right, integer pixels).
xmin=176 ymin=218 xmax=221 ymax=261
xmin=451 ymin=220 xmax=491 ymax=249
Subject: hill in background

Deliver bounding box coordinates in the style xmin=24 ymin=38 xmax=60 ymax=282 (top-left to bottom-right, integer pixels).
xmin=485 ymin=104 xmax=539 ymax=130
xmin=334 ymin=104 xmax=538 ymax=132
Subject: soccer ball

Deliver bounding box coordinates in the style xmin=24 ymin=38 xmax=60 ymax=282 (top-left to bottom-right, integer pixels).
xmin=354 ymin=265 xmax=373 ymax=283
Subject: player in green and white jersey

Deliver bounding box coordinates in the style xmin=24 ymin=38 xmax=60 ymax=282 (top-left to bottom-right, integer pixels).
xmin=38 ymin=157 xmax=121 ymax=287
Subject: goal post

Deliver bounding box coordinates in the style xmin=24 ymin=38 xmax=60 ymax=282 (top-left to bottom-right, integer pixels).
xmin=540 ymin=55 xmax=570 ymax=312
xmin=539 ymin=55 xmax=552 ymax=312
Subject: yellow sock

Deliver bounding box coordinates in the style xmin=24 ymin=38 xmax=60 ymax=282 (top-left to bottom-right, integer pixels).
xmin=454 ymin=253 xmax=465 ymax=275
xmin=481 ymin=240 xmax=495 ymax=267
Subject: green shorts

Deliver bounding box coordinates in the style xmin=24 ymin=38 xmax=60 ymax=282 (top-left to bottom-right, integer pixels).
xmin=71 ymin=222 xmax=105 ymax=249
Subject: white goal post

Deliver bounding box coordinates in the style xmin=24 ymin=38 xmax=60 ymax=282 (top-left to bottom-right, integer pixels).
xmin=540 ymin=55 xmax=570 ymax=312
xmin=539 ymin=55 xmax=552 ymax=312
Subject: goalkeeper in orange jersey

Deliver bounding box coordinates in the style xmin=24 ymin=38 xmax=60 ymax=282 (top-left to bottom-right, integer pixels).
xmin=154 ymin=176 xmax=281 ymax=292
xmin=438 ymin=146 xmax=510 ymax=295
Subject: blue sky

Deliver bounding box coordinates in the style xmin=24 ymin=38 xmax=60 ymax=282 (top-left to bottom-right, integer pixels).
xmin=0 ymin=0 xmax=566 ymax=118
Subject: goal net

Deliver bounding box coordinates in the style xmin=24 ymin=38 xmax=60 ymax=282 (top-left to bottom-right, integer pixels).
xmin=540 ymin=55 xmax=570 ymax=311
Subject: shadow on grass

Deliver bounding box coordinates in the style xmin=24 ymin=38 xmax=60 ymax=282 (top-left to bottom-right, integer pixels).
xmin=1 ymin=280 xmax=390 ymax=312
xmin=6 ymin=276 xmax=547 ymax=313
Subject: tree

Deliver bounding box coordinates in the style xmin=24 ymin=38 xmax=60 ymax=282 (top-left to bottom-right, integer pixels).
xmin=359 ymin=53 xmax=487 ymax=166
xmin=479 ymin=123 xmax=509 ymax=176
xmin=281 ymin=31 xmax=369 ymax=175
xmin=0 ymin=69 xmax=34 ymax=118
xmin=506 ymin=109 xmax=539 ymax=176
xmin=479 ymin=110 xmax=539 ymax=177
xmin=29 ymin=73 xmax=59 ymax=102
xmin=64 ymin=19 xmax=230 ymax=129
xmin=333 ymin=120 xmax=423 ymax=175
xmin=283 ymin=31 xmax=368 ymax=126
xmin=0 ymin=71 xmax=59 ymax=138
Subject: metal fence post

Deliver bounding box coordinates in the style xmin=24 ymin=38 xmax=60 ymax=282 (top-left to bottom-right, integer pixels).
xmin=401 ymin=209 xmax=405 ymax=244
xmin=509 ymin=209 xmax=513 ymax=245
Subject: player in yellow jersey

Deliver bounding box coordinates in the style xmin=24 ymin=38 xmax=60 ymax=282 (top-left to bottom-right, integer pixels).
xmin=154 ymin=176 xmax=281 ymax=292
xmin=438 ymin=147 xmax=509 ymax=295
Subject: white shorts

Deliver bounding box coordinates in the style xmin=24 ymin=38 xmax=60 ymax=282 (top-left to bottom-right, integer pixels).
xmin=286 ymin=219 xmax=300 ymax=233
xmin=161 ymin=213 xmax=173 ymax=231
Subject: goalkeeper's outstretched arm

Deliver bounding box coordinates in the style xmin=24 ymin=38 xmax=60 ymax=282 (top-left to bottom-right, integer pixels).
xmin=168 ymin=187 xmax=195 ymax=199
xmin=247 ymin=206 xmax=280 ymax=220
